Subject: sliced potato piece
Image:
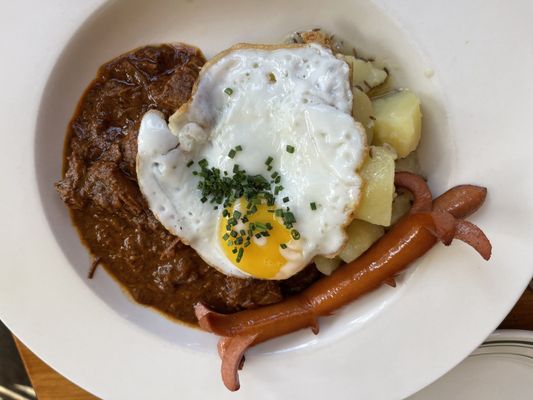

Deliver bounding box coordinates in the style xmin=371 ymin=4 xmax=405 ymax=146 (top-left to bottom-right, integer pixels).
xmin=343 ymin=55 xmax=388 ymax=92
xmin=314 ymin=256 xmax=342 ymax=276
xmin=354 ymin=145 xmax=396 ymax=226
xmin=352 ymin=58 xmax=388 ymax=91
xmin=390 ymin=192 xmax=413 ymax=225
xmin=372 ymin=90 xmax=422 ymax=158
xmin=339 ymin=219 xmax=384 ymax=263
xmin=352 ymin=87 xmax=374 ymax=144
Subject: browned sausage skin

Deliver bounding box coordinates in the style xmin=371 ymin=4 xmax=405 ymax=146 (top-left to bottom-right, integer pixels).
xmin=195 ymin=172 xmax=491 ymax=391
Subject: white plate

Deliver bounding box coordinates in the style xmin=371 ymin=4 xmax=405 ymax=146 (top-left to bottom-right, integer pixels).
xmin=410 ymin=330 xmax=533 ymax=399
xmin=1 ymin=0 xmax=532 ymax=399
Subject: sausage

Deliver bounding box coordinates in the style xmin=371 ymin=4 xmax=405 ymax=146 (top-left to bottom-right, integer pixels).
xmin=195 ymin=172 xmax=491 ymax=391
xmin=433 ymin=184 xmax=487 ymax=218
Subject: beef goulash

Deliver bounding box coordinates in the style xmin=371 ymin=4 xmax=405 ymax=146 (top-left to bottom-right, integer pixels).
xmin=56 ymin=44 xmax=321 ymax=324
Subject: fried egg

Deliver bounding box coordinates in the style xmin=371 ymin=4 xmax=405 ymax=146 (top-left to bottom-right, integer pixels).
xmin=137 ymin=43 xmax=367 ymax=279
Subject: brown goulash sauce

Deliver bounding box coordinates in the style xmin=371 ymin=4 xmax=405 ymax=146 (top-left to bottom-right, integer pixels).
xmin=56 ymin=44 xmax=321 ymax=324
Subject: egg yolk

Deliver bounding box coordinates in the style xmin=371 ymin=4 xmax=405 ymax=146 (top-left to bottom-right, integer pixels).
xmin=218 ymin=200 xmax=292 ymax=279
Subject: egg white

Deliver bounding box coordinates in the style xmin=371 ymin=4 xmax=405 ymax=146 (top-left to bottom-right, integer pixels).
xmin=137 ymin=43 xmax=367 ymax=279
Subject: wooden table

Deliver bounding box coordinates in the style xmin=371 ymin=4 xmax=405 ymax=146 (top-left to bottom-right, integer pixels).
xmin=13 ymin=287 xmax=533 ymax=400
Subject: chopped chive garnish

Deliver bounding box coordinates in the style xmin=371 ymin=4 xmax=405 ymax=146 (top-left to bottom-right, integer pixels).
xmin=280 ymin=243 xmax=288 ymax=249
xmin=201 ymin=197 xmax=207 ymax=203
xmin=236 ymin=247 xmax=244 ymax=262
xmin=224 ymin=87 xmax=233 ymax=95
xmin=310 ymin=202 xmax=317 ymax=210
xmin=286 ymin=145 xmax=295 ymax=153
xmin=232 ymin=248 xmax=238 ymax=254
xmin=284 ymin=211 xmax=296 ymax=224
xmin=191 ymin=147 xmax=298 ymax=261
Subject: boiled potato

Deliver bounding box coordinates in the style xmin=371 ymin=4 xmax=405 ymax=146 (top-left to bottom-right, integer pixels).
xmin=390 ymin=191 xmax=413 ymax=225
xmin=314 ymin=255 xmax=342 ymax=276
xmin=354 ymin=146 xmax=396 ymax=226
xmin=339 ymin=219 xmax=384 ymax=263
xmin=352 ymin=58 xmax=388 ymax=90
xmin=372 ymin=90 xmax=422 ymax=158
xmin=352 ymin=87 xmax=374 ymax=143
xmin=343 ymin=55 xmax=388 ymax=92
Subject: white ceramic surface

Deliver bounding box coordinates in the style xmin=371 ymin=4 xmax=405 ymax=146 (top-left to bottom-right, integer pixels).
xmin=410 ymin=330 xmax=533 ymax=399
xmin=0 ymin=0 xmax=532 ymax=399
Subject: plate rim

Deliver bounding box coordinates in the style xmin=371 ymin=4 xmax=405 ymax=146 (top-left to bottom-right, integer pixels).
xmin=1 ymin=1 xmax=533 ymax=399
